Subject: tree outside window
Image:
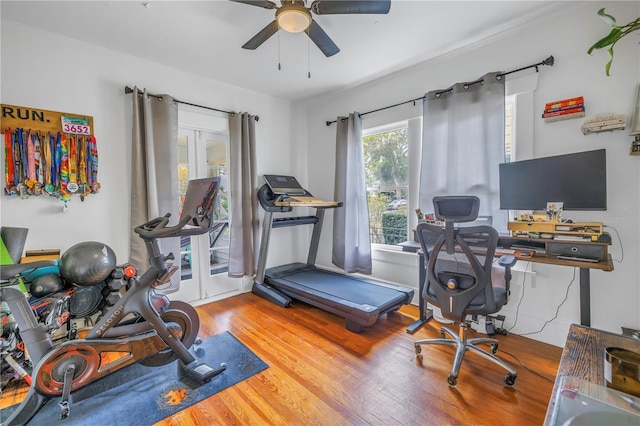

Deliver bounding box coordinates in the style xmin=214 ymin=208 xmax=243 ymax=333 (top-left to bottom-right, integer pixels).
xmin=363 ymin=126 xmax=409 ymax=245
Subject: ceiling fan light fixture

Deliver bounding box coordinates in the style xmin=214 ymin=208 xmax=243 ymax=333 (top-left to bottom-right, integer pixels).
xmin=277 ymin=7 xmax=311 ymax=33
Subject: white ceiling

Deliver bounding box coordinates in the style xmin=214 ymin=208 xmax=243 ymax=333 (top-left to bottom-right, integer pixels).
xmin=1 ymin=0 xmax=572 ymax=101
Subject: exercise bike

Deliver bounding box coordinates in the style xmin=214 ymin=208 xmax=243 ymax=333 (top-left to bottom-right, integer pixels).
xmin=1 ymin=177 xmax=226 ymax=425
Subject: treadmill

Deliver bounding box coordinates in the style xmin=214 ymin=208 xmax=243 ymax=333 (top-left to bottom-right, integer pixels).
xmin=252 ymin=175 xmax=414 ymax=332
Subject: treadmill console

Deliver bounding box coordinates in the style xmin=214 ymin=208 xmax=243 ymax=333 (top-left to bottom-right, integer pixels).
xmin=263 ymin=175 xmax=306 ymax=195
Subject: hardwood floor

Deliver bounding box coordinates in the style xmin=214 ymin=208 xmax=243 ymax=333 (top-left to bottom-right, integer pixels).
xmin=2 ymin=293 xmax=562 ymax=425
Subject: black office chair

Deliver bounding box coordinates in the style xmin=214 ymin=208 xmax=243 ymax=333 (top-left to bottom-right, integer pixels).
xmin=414 ymin=196 xmax=517 ymax=387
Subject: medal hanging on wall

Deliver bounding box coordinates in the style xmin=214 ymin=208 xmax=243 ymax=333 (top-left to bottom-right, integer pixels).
xmin=18 ymin=129 xmax=28 ymax=198
xmin=32 ymin=132 xmax=42 ymax=196
xmin=88 ymin=135 xmax=99 ymax=193
xmin=67 ymin=134 xmax=78 ymax=194
xmin=4 ymin=129 xmax=15 ymax=195
xmin=53 ymin=132 xmax=62 ymax=196
xmin=42 ymin=132 xmax=52 ymax=196
xmin=59 ymin=133 xmax=70 ymax=204
xmin=26 ymin=130 xmax=36 ymax=195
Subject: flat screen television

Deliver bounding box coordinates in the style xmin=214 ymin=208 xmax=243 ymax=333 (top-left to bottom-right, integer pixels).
xmin=499 ymin=149 xmax=607 ymax=211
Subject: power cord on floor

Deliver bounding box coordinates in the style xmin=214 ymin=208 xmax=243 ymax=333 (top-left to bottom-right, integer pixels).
xmin=497 ymin=349 xmax=555 ymax=383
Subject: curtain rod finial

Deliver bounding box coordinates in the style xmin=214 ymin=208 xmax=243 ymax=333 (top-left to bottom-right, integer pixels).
xmin=124 ymin=86 xmax=133 ymax=94
xmin=543 ymin=56 xmax=555 ymax=67
xmin=326 ymin=121 xmax=333 ymax=126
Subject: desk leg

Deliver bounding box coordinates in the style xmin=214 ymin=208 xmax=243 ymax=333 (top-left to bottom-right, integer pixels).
xmin=406 ymin=250 xmax=433 ymax=334
xmin=579 ymin=268 xmax=591 ymax=327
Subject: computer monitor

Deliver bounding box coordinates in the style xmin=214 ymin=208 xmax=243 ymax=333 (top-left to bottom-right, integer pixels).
xmin=499 ymin=149 xmax=607 ymax=211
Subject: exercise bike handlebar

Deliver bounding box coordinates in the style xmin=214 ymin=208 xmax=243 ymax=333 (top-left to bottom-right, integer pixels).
xmin=134 ymin=213 xmax=197 ymax=240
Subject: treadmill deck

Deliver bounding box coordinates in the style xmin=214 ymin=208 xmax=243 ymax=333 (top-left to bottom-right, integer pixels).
xmin=265 ymin=263 xmax=414 ymax=331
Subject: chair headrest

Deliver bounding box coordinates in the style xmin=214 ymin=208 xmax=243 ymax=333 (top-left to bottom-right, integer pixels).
xmin=433 ymin=196 xmax=480 ymax=223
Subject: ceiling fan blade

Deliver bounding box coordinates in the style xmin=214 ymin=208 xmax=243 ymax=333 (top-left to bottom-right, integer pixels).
xmin=310 ymin=0 xmax=391 ymax=15
xmin=229 ymin=0 xmax=277 ymax=10
xmin=306 ymin=20 xmax=340 ymax=57
xmin=242 ymin=20 xmax=280 ymax=50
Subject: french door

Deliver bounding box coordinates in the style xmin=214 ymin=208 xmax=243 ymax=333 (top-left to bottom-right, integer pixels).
xmin=172 ymin=126 xmax=239 ymax=303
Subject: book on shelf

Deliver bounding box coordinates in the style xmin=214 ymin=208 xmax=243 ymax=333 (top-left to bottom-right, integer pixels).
xmin=542 ymin=106 xmax=585 ymax=118
xmin=545 ymin=96 xmax=584 ymax=110
xmin=545 ymin=111 xmax=586 ymax=123
xmin=544 ymin=103 xmax=585 ymax=114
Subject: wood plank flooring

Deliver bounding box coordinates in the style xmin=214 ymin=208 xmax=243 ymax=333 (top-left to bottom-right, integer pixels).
xmin=2 ymin=293 xmax=562 ymax=425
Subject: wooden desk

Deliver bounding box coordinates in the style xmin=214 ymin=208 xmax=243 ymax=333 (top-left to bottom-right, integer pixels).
xmin=405 ymin=237 xmax=613 ymax=333
xmin=544 ymin=324 xmax=640 ymax=424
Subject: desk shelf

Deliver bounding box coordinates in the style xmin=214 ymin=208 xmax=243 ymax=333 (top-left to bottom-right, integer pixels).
xmin=508 ymin=221 xmax=603 ymax=238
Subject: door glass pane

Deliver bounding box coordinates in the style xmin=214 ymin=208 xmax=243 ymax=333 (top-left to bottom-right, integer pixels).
xmin=177 ymin=133 xmax=193 ymax=281
xmin=203 ymin=134 xmax=229 ymax=277
xmin=209 ymin=225 xmax=229 ymax=275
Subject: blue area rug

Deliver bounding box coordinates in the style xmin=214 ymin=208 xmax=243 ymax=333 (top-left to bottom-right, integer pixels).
xmin=2 ymin=331 xmax=268 ymax=425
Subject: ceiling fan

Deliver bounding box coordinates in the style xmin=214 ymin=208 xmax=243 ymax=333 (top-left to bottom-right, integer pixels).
xmin=231 ymin=0 xmax=391 ymax=57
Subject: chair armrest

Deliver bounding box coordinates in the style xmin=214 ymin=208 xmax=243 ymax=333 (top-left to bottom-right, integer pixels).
xmin=498 ymin=255 xmax=517 ymax=268
xmin=497 ymin=255 xmax=516 ymax=298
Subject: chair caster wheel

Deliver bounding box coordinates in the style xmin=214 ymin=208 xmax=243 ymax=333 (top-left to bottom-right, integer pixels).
xmin=504 ymin=373 xmax=517 ymax=387
xmin=490 ymin=343 xmax=498 ymax=354
xmin=447 ymin=374 xmax=458 ymax=387
xmin=415 ymin=345 xmax=422 ymax=355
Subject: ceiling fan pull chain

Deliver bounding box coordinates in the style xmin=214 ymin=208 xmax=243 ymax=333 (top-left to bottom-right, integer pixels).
xmin=278 ymin=32 xmax=282 ymax=71
xmin=307 ymin=37 xmax=311 ymax=79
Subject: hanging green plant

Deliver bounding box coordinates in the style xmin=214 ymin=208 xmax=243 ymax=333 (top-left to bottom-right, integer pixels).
xmin=588 ymin=8 xmax=640 ymax=76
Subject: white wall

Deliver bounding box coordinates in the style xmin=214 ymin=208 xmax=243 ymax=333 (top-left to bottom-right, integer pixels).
xmin=0 ymin=19 xmax=300 ymax=270
xmin=299 ymin=1 xmax=640 ymax=346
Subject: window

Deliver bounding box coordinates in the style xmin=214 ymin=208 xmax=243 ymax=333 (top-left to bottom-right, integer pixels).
xmin=363 ymin=121 xmax=410 ymax=245
xmin=505 ymin=95 xmax=514 ymax=163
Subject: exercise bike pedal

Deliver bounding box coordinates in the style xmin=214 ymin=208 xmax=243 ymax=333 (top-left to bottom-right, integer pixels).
xmin=59 ymin=364 xmax=76 ymax=419
xmin=179 ymin=360 xmax=227 ymax=383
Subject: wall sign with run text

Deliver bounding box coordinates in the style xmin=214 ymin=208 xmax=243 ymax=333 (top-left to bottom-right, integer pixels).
xmin=1 ymin=104 xmax=100 ymax=203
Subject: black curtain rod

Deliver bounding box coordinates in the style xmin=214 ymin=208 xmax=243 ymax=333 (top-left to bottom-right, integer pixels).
xmin=124 ymin=86 xmax=259 ymax=121
xmin=325 ymin=55 xmax=554 ymax=126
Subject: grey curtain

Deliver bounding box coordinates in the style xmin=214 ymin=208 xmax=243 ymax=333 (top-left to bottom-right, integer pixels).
xmin=333 ymin=113 xmax=372 ymax=274
xmin=419 ymin=72 xmax=506 ymax=231
xmin=228 ymin=113 xmax=259 ymax=278
xmin=129 ymin=87 xmax=179 ymax=291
